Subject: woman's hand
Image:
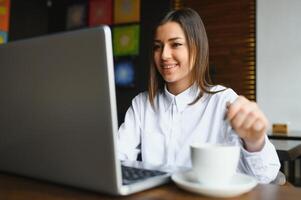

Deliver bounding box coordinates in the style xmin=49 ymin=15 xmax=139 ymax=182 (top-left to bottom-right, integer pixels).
xmin=226 ymin=96 xmax=269 ymax=152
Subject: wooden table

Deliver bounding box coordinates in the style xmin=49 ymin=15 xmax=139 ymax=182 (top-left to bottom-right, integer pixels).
xmin=268 ymin=131 xmax=301 ymax=140
xmin=1 ymin=173 xmax=301 ymax=200
xmin=270 ymin=139 xmax=301 ymax=161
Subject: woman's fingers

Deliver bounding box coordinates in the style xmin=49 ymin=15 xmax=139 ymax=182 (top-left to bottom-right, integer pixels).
xmin=226 ymin=96 xmax=268 ymax=141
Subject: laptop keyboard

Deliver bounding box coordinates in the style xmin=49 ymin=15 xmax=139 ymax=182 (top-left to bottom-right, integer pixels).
xmin=121 ymin=165 xmax=167 ymax=185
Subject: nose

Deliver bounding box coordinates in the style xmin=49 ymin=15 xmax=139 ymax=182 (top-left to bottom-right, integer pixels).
xmin=161 ymin=45 xmax=172 ymax=60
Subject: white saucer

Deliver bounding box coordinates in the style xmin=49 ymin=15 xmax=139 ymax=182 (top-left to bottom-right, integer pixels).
xmin=171 ymin=171 xmax=258 ymax=198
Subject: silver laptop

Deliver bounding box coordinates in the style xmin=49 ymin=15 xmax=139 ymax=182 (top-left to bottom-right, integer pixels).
xmin=0 ymin=26 xmax=170 ymax=195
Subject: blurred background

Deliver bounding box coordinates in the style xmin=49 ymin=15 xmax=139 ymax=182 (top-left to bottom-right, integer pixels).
xmin=1 ymin=0 xmax=257 ymax=124
xmin=2 ymin=0 xmax=301 ymax=186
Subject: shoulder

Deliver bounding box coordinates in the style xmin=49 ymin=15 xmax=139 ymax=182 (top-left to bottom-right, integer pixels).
xmin=131 ymin=91 xmax=150 ymax=109
xmin=132 ymin=90 xmax=163 ymax=104
xmin=132 ymin=91 xmax=148 ymax=103
xmin=129 ymin=91 xmax=161 ymax=118
xmin=207 ymin=85 xmax=238 ymax=103
xmin=131 ymin=90 xmax=164 ymax=112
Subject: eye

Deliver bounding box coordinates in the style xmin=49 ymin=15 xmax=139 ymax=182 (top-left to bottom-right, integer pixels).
xmin=153 ymin=43 xmax=162 ymax=51
xmin=172 ymin=42 xmax=182 ymax=48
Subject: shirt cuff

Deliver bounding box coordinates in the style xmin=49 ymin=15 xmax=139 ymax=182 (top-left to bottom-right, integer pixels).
xmin=240 ymin=135 xmax=280 ymax=183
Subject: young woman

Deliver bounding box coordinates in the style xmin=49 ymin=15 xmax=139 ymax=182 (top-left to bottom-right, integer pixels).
xmin=117 ymin=8 xmax=280 ymax=183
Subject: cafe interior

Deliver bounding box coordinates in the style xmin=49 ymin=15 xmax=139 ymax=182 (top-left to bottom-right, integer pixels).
xmin=1 ymin=0 xmax=301 ymax=199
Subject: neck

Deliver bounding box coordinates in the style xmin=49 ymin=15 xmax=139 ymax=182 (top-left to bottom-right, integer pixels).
xmin=167 ymin=81 xmax=194 ymax=95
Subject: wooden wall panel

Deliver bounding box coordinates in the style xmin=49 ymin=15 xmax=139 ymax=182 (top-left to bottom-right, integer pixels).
xmin=182 ymin=0 xmax=256 ymax=100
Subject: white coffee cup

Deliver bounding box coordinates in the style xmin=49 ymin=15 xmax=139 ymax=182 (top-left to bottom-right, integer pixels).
xmin=190 ymin=143 xmax=240 ymax=186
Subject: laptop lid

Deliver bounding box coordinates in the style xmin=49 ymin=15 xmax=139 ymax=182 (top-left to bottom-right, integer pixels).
xmin=0 ymin=26 xmax=123 ymax=194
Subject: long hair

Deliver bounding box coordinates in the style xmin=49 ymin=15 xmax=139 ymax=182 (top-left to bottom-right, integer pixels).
xmin=148 ymin=8 xmax=219 ymax=106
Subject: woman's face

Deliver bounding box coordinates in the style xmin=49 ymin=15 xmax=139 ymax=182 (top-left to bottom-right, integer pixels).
xmin=153 ymin=21 xmax=193 ymax=93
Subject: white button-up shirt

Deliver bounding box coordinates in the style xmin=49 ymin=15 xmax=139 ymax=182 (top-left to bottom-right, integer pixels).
xmin=117 ymin=84 xmax=280 ymax=183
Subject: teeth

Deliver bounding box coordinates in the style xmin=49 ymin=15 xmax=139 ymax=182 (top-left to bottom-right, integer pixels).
xmin=163 ymin=64 xmax=177 ymax=69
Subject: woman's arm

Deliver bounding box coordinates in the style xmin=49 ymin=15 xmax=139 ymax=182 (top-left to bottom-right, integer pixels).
xmin=225 ymin=96 xmax=280 ymax=183
xmin=117 ymin=94 xmax=144 ymax=161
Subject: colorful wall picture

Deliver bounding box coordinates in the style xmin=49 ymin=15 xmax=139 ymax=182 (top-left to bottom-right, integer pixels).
xmin=0 ymin=0 xmax=10 ymax=32
xmin=0 ymin=31 xmax=7 ymax=44
xmin=89 ymin=0 xmax=112 ymax=26
xmin=66 ymin=3 xmax=87 ymax=30
xmin=114 ymin=59 xmax=135 ymax=87
xmin=113 ymin=25 xmax=139 ymax=56
xmin=114 ymin=0 xmax=140 ymax=24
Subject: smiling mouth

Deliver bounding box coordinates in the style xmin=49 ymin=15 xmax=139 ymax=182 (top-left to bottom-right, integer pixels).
xmin=162 ymin=64 xmax=178 ymax=69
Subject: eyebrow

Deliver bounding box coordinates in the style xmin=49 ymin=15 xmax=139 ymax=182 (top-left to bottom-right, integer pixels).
xmin=154 ymin=37 xmax=184 ymax=43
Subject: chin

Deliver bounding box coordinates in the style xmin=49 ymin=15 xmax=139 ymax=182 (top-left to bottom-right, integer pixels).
xmin=162 ymin=76 xmax=177 ymax=83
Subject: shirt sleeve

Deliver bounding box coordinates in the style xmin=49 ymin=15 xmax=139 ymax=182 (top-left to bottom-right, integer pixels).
xmin=221 ymin=88 xmax=281 ymax=184
xmin=117 ymin=94 xmax=144 ymax=161
xmin=238 ymin=134 xmax=281 ymax=184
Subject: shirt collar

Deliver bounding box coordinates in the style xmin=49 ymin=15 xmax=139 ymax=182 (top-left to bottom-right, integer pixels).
xmin=162 ymin=83 xmax=199 ymax=112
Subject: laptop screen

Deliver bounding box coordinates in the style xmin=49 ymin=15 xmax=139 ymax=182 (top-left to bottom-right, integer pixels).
xmin=0 ymin=26 xmax=121 ymax=192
